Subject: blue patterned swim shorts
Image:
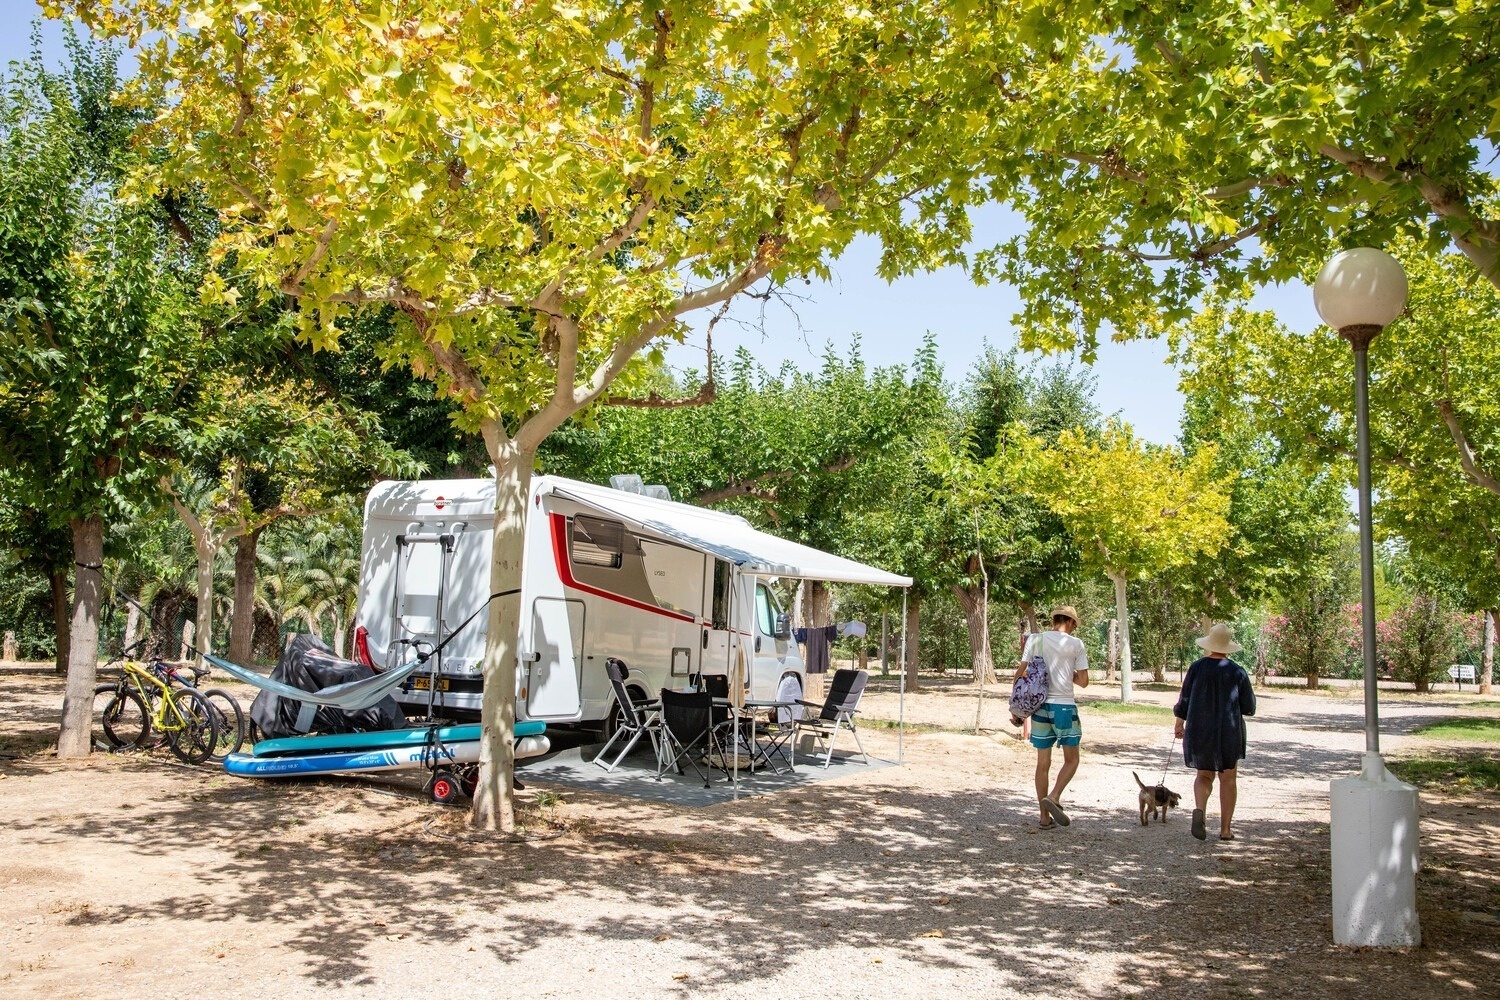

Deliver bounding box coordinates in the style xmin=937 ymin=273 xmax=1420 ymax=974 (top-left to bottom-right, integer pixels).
xmin=1029 ymin=702 xmax=1082 ymax=749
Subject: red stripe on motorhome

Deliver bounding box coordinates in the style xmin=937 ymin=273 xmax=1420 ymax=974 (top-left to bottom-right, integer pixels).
xmin=548 ymin=513 xmax=700 ymax=624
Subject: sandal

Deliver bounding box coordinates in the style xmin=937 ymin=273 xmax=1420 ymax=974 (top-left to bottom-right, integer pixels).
xmin=1042 ymin=797 xmax=1070 ymax=826
xmin=1219 ymin=832 xmax=1236 ymax=841
xmin=1191 ymin=809 xmax=1207 ymax=841
xmin=1037 ymin=820 xmax=1057 ymax=831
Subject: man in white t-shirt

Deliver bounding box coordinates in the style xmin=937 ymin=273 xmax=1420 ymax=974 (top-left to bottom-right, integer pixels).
xmin=1013 ymin=605 xmax=1090 ymax=829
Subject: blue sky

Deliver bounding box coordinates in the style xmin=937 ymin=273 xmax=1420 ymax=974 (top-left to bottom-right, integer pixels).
xmin=2 ymin=4 xmax=1329 ymax=445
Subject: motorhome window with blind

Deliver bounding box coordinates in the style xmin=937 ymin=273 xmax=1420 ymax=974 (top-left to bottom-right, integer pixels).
xmin=571 ymin=516 xmax=624 ymax=569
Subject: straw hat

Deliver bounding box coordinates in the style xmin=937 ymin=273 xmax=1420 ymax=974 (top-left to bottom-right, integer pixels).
xmin=1050 ymin=605 xmax=1079 ymax=625
xmin=1195 ymin=623 xmax=1243 ymax=655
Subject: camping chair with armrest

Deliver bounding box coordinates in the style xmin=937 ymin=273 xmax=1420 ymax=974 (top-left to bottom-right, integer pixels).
xmin=594 ymin=658 xmax=662 ymax=772
xmin=794 ymin=668 xmax=870 ymax=769
xmin=656 ymin=688 xmax=719 ymax=788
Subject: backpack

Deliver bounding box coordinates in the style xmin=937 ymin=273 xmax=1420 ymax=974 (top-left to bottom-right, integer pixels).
xmin=1009 ymin=633 xmax=1051 ymax=720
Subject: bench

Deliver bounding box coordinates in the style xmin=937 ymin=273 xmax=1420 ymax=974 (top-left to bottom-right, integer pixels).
xmin=1449 ymin=664 xmax=1478 ymax=689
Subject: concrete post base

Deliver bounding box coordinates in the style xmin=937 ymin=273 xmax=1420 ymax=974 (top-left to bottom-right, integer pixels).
xmin=1330 ymin=752 xmax=1422 ymax=947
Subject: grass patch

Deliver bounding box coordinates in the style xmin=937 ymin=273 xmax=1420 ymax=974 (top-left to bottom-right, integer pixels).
xmin=1386 ymin=754 xmax=1500 ymax=793
xmin=863 ymin=718 xmax=955 ymax=733
xmin=1080 ymin=700 xmax=1175 ymax=723
xmin=1411 ymin=717 xmax=1500 ymax=742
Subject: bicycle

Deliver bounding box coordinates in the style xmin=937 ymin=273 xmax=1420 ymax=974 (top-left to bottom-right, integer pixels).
xmin=146 ymin=659 xmax=246 ymax=759
xmin=93 ymin=660 xmax=220 ymax=765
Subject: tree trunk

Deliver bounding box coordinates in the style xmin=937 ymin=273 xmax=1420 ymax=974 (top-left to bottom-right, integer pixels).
xmin=50 ymin=568 xmax=71 ymax=674
xmin=229 ymin=527 xmax=263 ymax=665
xmin=471 ymin=428 xmax=530 ymax=834
xmin=58 ymin=516 xmax=105 ymax=758
xmin=1019 ymin=601 xmax=1039 ymax=635
xmin=903 ymin=593 xmax=921 ymax=693
xmin=1105 ymin=618 xmax=1119 ymax=682
xmin=1481 ymin=609 xmax=1495 ymax=695
xmin=122 ymin=598 xmax=139 ymax=658
xmin=1306 ymin=671 xmax=1319 ymax=690
xmin=1111 ymin=571 xmax=1134 ymax=702
xmin=880 ymin=611 xmax=889 ymax=676
xmin=193 ymin=535 xmax=217 ymax=664
xmin=804 ymin=580 xmax=832 ymax=702
xmin=180 ymin=620 xmax=195 ymax=661
xmin=953 ymin=584 xmax=996 ymax=685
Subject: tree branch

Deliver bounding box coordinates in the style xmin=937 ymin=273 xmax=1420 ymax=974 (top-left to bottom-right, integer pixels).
xmin=694 ymin=455 xmax=859 ymax=506
xmin=1437 ymin=399 xmax=1500 ymax=497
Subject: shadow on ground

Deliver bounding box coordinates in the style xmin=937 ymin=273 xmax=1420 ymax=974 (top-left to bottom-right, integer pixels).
xmin=3 ymin=746 xmax=1496 ymax=1000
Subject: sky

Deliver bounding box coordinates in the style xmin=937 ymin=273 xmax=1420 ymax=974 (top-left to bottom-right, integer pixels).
xmin=1 ymin=4 xmax=1330 ymax=445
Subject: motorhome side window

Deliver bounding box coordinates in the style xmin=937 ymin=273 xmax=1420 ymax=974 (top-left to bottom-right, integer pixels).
xmin=756 ymin=584 xmax=776 ymax=636
xmin=571 ymin=515 xmax=624 ymax=569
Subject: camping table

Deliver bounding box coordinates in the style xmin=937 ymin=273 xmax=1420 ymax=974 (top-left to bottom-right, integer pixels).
xmin=713 ymin=699 xmax=797 ymax=787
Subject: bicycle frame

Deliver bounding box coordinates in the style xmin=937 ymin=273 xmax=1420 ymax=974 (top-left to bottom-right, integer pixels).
xmin=121 ymin=661 xmax=196 ymax=735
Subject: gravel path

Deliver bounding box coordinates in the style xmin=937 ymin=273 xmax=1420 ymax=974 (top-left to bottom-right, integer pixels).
xmin=1 ymin=668 xmax=1496 ymax=998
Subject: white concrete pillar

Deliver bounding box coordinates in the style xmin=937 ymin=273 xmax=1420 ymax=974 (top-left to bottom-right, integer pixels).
xmin=1330 ymin=752 xmax=1422 ymax=947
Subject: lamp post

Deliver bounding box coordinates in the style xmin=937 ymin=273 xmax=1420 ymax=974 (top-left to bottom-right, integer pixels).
xmin=1312 ymin=247 xmax=1421 ymax=948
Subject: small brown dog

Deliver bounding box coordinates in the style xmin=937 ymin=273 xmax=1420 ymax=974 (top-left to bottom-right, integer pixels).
xmin=1134 ymin=771 xmax=1182 ymax=826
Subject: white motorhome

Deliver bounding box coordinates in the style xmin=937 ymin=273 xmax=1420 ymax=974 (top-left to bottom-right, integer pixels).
xmin=351 ymin=475 xmax=910 ymax=734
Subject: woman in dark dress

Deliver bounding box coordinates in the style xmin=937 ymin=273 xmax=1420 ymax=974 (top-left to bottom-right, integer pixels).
xmin=1173 ymin=623 xmax=1257 ymax=842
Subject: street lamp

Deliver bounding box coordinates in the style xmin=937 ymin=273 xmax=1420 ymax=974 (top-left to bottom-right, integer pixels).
xmin=1312 ymin=247 xmax=1420 ymax=948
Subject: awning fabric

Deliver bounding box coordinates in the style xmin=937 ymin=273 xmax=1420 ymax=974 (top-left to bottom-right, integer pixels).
xmin=544 ymin=478 xmax=912 ymax=587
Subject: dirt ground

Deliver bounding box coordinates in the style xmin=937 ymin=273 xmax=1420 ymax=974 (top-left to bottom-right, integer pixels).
xmin=1 ymin=665 xmax=1497 ymax=999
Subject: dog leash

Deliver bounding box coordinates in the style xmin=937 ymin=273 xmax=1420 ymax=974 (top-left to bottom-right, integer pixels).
xmin=1158 ymin=734 xmax=1178 ymax=787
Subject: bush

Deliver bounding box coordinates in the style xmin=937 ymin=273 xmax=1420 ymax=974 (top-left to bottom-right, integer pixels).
xmin=1385 ymin=594 xmax=1467 ymax=692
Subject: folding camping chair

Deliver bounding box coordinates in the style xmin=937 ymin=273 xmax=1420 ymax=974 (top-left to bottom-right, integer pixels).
xmin=795 ymin=668 xmax=870 ymax=768
xmin=656 ymin=689 xmax=721 ymax=788
xmin=594 ymin=658 xmax=662 ymax=772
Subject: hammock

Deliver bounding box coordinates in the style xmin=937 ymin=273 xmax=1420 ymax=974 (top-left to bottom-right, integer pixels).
xmin=205 ymin=652 xmax=427 ymax=713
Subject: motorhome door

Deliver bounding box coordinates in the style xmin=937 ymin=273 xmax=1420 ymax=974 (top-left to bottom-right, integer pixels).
xmin=527 ymin=597 xmax=584 ymax=720
xmin=701 ymin=558 xmax=734 ymax=677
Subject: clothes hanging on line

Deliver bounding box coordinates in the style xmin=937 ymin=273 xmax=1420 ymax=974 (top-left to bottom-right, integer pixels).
xmin=793 ymin=624 xmax=838 ymax=674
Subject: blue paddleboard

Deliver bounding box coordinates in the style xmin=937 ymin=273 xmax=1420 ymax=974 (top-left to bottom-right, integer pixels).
xmin=251 ymin=721 xmax=546 ymax=758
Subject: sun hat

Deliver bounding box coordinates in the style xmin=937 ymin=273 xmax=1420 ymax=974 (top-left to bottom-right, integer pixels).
xmin=1049 ymin=605 xmax=1079 ymax=625
xmin=1194 ymin=623 xmax=1243 ymax=655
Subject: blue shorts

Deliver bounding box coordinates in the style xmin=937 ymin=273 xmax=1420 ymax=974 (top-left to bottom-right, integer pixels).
xmin=1030 ymin=703 xmax=1082 ymax=749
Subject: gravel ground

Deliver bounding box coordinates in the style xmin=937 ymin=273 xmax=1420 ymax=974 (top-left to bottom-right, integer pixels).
xmin=0 ymin=666 xmax=1496 ymax=999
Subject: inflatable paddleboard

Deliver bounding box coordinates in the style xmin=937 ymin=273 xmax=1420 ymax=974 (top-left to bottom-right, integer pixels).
xmin=251 ymin=721 xmax=546 ymax=758
xmin=224 ymin=733 xmax=549 ymax=779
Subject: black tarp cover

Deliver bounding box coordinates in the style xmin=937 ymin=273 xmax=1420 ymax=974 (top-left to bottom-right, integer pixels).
xmin=249 ymin=634 xmax=407 ymax=739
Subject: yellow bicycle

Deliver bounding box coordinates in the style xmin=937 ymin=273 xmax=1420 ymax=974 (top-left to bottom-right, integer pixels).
xmin=93 ymin=660 xmax=220 ymax=765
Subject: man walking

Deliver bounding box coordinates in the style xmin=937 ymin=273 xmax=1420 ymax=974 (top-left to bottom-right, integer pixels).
xmin=1016 ymin=606 xmax=1090 ymax=829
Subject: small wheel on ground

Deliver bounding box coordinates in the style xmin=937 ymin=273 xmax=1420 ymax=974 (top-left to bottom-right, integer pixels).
xmin=164 ymin=688 xmax=220 ymax=766
xmin=429 ymin=769 xmax=461 ymax=805
xmin=458 ymin=765 xmax=479 ymax=798
xmin=94 ymin=684 xmax=150 ymax=751
xmin=200 ymin=687 xmax=245 ymax=759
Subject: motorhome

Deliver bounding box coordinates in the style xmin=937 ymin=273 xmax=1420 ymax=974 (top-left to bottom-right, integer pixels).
xmin=351 ymin=475 xmax=910 ymax=735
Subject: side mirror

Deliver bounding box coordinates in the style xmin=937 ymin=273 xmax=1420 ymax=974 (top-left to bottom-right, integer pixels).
xmin=774 ymin=612 xmax=793 ymax=641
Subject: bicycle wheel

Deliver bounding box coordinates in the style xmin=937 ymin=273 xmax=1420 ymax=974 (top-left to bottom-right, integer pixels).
xmin=200 ymin=687 xmax=245 ymax=759
xmin=93 ymin=684 xmax=150 ymax=750
xmin=164 ymin=688 xmax=219 ymax=765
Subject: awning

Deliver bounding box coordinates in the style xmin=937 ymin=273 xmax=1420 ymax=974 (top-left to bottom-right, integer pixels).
xmin=543 ymin=478 xmax=912 ymax=587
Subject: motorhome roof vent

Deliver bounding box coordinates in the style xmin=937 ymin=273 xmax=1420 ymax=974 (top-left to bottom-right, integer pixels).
xmin=609 ymin=474 xmax=671 ymax=501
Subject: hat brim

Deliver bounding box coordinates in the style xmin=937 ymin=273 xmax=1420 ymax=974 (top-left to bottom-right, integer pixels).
xmin=1195 ymin=635 xmax=1243 ymax=655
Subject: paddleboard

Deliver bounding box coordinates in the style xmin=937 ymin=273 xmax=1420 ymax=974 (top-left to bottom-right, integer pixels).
xmin=224 ymin=734 xmax=550 ymax=779
xmin=251 ymin=721 xmax=545 ymax=758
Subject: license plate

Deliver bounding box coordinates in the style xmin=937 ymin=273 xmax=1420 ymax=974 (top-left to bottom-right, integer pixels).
xmin=412 ymin=676 xmax=450 ymax=691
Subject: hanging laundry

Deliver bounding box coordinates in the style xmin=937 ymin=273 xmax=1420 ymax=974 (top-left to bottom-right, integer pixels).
xmin=793 ymin=624 xmax=838 ymax=674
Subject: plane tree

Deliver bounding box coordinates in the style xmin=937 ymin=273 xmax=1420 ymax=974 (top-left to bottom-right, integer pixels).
xmin=970 ymin=1 xmax=1500 ymax=353
xmin=71 ymin=0 xmax=1060 ymax=828
xmin=1033 ymin=422 xmax=1232 ymax=700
